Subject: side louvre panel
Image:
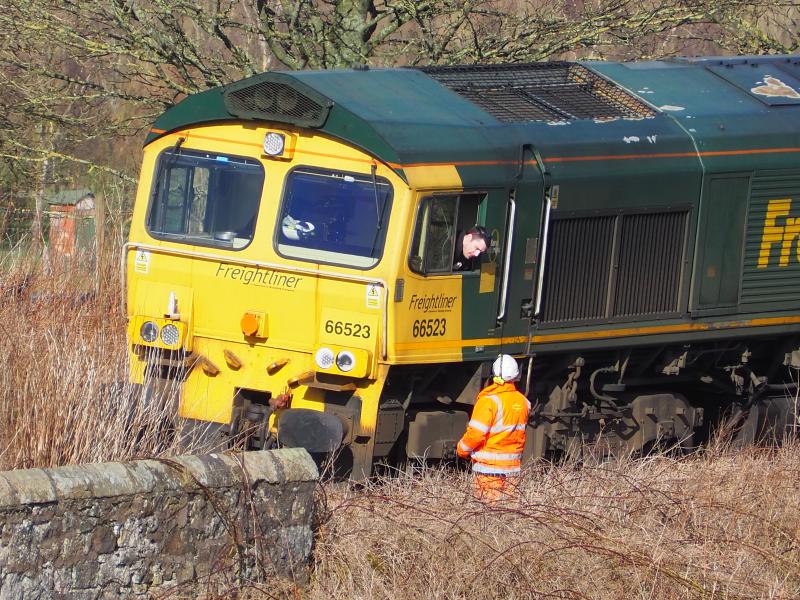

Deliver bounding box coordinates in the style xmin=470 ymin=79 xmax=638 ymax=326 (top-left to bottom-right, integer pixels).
xmin=614 ymin=212 xmax=687 ymax=318
xmin=541 ymin=216 xmax=615 ymax=323
xmin=540 ymin=210 xmax=688 ymax=325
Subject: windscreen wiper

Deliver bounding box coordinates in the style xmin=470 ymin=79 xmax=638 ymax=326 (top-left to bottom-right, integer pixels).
xmin=368 ymin=164 xmax=388 ymax=258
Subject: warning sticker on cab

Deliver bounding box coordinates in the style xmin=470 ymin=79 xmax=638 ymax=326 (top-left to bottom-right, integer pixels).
xmin=366 ymin=284 xmax=381 ymax=309
xmin=134 ymin=250 xmax=150 ymax=274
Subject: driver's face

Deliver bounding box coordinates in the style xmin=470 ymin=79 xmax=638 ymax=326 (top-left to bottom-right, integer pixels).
xmin=463 ymin=233 xmax=487 ymax=259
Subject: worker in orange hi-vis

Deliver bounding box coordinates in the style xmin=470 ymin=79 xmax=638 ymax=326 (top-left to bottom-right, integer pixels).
xmin=457 ymin=354 xmax=531 ymax=501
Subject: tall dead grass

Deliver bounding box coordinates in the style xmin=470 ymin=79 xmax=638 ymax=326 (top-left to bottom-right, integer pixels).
xmin=4 ymin=255 xmax=800 ymax=599
xmin=307 ymin=444 xmax=800 ymax=600
xmin=0 ymin=253 xmax=184 ymax=470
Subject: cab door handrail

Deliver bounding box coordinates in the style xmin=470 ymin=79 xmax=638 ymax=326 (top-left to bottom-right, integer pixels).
xmin=497 ymin=190 xmax=516 ymax=322
xmin=534 ymin=191 xmax=553 ymax=318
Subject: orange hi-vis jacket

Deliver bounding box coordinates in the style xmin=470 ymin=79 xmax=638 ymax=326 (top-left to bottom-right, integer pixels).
xmin=457 ymin=381 xmax=531 ymax=475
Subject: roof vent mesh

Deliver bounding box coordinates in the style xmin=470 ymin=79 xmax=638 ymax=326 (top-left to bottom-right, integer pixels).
xmin=224 ymin=80 xmax=330 ymax=127
xmin=421 ymin=62 xmax=656 ymax=122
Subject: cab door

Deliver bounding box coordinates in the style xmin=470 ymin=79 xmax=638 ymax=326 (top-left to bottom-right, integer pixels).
xmin=399 ymin=189 xmax=509 ymax=363
xmin=500 ymin=174 xmax=546 ymax=353
xmin=460 ymin=188 xmax=512 ymax=359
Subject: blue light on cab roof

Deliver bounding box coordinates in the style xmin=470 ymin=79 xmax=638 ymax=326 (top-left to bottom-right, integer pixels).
xmin=216 ymin=156 xmax=229 ymax=162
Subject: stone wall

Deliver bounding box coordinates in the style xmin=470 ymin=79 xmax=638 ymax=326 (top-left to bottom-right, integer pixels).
xmin=0 ymin=448 xmax=318 ymax=599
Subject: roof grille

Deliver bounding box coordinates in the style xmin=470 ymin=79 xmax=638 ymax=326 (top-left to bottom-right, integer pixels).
xmin=421 ymin=62 xmax=656 ymax=122
xmin=223 ymin=79 xmax=331 ymax=128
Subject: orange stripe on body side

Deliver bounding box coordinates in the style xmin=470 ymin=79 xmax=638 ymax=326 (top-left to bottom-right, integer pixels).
xmin=544 ymin=147 xmax=800 ymax=164
xmin=402 ymin=147 xmax=800 ymax=168
xmin=394 ymin=316 xmax=800 ymax=352
xmin=149 ymin=128 xmax=800 ymax=170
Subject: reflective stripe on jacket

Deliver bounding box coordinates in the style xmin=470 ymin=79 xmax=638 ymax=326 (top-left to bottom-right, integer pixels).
xmin=457 ymin=381 xmax=531 ymax=475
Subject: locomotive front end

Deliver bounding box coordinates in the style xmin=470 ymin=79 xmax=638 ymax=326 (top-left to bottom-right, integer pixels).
xmin=125 ymin=115 xmax=401 ymax=470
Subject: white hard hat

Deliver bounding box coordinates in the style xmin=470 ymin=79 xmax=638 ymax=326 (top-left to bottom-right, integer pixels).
xmin=492 ymin=354 xmax=519 ymax=382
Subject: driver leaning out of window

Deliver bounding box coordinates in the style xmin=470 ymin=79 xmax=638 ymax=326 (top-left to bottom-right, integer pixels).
xmin=453 ymin=226 xmax=489 ymax=271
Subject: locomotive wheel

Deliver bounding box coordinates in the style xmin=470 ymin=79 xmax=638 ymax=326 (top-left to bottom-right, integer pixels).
xmin=729 ymin=395 xmax=798 ymax=448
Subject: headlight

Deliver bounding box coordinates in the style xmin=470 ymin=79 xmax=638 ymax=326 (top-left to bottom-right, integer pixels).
xmin=335 ymin=350 xmax=356 ymax=373
xmin=263 ymin=132 xmax=285 ymax=156
xmin=161 ymin=324 xmax=180 ymax=346
xmin=314 ymin=347 xmax=335 ymax=369
xmin=140 ymin=321 xmax=159 ymax=343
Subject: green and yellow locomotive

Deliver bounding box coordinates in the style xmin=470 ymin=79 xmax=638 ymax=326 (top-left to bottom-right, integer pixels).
xmin=126 ymin=56 xmax=800 ymax=476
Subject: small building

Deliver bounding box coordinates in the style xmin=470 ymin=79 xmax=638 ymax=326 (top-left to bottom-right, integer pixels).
xmin=47 ymin=188 xmax=97 ymax=260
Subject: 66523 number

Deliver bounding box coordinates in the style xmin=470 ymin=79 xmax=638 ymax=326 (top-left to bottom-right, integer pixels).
xmin=412 ymin=318 xmax=447 ymax=337
xmin=324 ymin=319 xmax=371 ymax=338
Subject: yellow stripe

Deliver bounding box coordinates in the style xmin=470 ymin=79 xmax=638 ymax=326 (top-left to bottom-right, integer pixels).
xmin=394 ymin=316 xmax=800 ymax=351
xmin=395 ymin=336 xmax=527 ymax=350
xmin=534 ymin=316 xmax=800 ymax=343
xmin=150 ymin=130 xmax=383 ymax=168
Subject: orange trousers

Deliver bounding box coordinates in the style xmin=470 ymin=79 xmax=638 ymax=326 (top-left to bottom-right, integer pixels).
xmin=473 ymin=473 xmax=519 ymax=501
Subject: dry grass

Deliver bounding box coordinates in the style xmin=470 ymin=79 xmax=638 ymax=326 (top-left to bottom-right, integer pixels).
xmin=307 ymin=445 xmax=800 ymax=599
xmin=0 ymin=253 xmax=185 ymax=470
xmin=3 ymin=258 xmax=800 ymax=599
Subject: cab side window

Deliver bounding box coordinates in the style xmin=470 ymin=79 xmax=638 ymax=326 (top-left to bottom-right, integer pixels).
xmin=409 ymin=192 xmax=485 ymax=274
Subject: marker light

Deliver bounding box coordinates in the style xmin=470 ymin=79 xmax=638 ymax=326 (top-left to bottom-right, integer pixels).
xmin=335 ymin=350 xmax=356 ymax=373
xmin=161 ymin=324 xmax=180 ymax=346
xmin=140 ymin=321 xmax=159 ymax=343
xmin=314 ymin=347 xmax=335 ymax=369
xmin=263 ymin=132 xmax=285 ymax=156
xmin=241 ymin=312 xmax=259 ymax=336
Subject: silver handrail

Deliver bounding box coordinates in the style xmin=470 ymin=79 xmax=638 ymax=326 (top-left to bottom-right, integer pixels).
xmin=534 ymin=192 xmax=552 ymax=317
xmin=497 ymin=192 xmax=516 ymax=321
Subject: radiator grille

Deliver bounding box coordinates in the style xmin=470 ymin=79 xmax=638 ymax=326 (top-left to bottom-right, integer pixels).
xmin=541 ymin=216 xmax=615 ymax=323
xmin=224 ymin=80 xmax=329 ymax=127
xmin=541 ymin=211 xmax=687 ymax=324
xmin=614 ymin=212 xmax=687 ymax=317
xmin=421 ymin=62 xmax=656 ymax=122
